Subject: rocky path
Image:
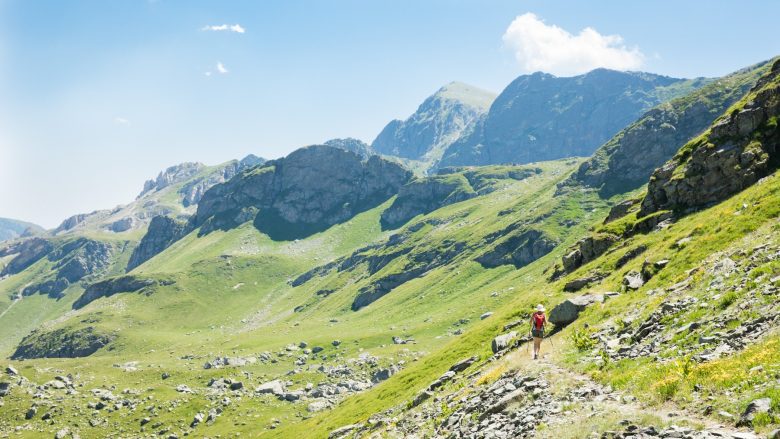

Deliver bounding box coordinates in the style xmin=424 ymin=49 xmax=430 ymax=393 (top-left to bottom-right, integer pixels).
xmin=477 ymin=341 xmax=770 ymax=439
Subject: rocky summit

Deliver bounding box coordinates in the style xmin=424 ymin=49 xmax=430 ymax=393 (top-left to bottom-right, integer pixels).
xmin=371 ymin=82 xmax=496 ymax=165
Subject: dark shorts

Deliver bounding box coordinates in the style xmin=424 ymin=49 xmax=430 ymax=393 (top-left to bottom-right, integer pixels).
xmin=532 ymin=329 xmax=544 ymax=338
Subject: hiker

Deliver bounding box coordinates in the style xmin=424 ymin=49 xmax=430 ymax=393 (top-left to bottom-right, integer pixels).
xmin=529 ymin=304 xmax=546 ymax=360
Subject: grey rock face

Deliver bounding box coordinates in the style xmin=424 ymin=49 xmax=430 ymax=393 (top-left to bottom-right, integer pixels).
xmin=380 ymin=174 xmax=476 ymax=228
xmin=372 ymin=82 xmax=495 ymax=161
xmin=178 ymin=155 xmax=265 ymax=208
xmin=641 ymin=60 xmax=780 ymax=217
xmin=138 ymin=162 xmax=205 ymax=198
xmin=126 ymin=215 xmax=192 ymax=271
xmin=197 ymin=145 xmax=412 ymax=240
xmin=0 ymin=237 xmax=53 ymax=276
xmin=323 ymin=138 xmax=375 ymax=159
xmin=476 ymin=229 xmax=557 ymax=269
xmin=549 ymin=294 xmax=604 ymax=326
xmin=440 ymin=69 xmax=696 ymax=168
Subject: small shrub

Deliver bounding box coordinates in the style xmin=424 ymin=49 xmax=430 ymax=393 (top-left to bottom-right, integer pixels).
xmin=717 ymin=291 xmax=739 ymax=310
xmin=570 ymin=328 xmax=596 ymax=352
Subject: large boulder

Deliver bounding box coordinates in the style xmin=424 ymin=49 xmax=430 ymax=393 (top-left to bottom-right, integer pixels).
xmin=736 ymin=397 xmax=772 ymax=427
xmin=549 ymin=294 xmax=604 ymax=326
xmin=491 ymin=331 xmax=518 ymax=354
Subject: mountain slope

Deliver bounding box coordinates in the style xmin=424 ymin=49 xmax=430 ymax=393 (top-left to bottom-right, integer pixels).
xmin=371 ymin=82 xmax=496 ymax=165
xmin=563 ymin=59 xmax=774 ymax=196
xmin=439 ymin=69 xmax=708 ymax=168
xmin=0 ymin=218 xmax=43 ymax=242
xmin=53 ymin=155 xmax=265 ymax=236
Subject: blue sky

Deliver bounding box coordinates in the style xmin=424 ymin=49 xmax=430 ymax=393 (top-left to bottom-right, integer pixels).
xmin=1 ymin=0 xmax=778 ymax=228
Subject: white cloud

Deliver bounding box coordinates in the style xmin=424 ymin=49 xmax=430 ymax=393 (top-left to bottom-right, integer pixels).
xmin=114 ymin=117 xmax=130 ymax=125
xmin=201 ymin=24 xmax=245 ymax=34
xmin=502 ymin=13 xmax=644 ymax=76
xmin=204 ymin=71 xmax=212 ymax=77
xmin=216 ymin=62 xmax=228 ymax=74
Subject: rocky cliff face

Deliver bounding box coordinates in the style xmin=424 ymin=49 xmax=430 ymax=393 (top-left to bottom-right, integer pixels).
xmin=323 ymin=138 xmax=376 ymax=160
xmin=178 ymin=155 xmax=265 ymax=208
xmin=564 ymin=61 xmax=771 ymax=196
xmin=138 ymin=162 xmax=205 ymax=198
xmin=439 ymin=69 xmax=702 ymax=168
xmin=1 ymin=236 xmax=120 ymax=299
xmin=126 ymin=216 xmax=191 ymax=271
xmin=641 ymin=60 xmax=780 ymax=216
xmin=196 ymin=145 xmax=412 ymax=239
xmin=380 ymin=174 xmax=476 ymax=229
xmin=371 ymin=82 xmax=495 ymax=163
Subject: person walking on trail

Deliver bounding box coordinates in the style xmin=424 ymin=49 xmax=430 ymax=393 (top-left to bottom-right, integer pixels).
xmin=530 ymin=304 xmax=546 ymax=360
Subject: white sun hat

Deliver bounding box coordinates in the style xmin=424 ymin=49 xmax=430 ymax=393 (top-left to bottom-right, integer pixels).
xmin=536 ymin=304 xmax=545 ymax=312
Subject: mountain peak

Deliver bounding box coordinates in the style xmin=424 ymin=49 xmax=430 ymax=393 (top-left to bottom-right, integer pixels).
xmin=433 ymin=81 xmax=496 ymax=111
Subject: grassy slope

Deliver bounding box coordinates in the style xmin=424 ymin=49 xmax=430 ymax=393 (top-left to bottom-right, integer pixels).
xmin=274 ymin=170 xmax=780 ymax=439
xmin=0 ymin=159 xmax=598 ymax=438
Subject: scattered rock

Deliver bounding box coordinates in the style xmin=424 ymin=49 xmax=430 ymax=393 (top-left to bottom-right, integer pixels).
xmin=491 ymin=331 xmax=518 ymax=354
xmin=549 ymin=294 xmax=604 ymax=326
xmin=737 ymin=397 xmax=771 ymax=427
xmin=623 ymin=271 xmax=644 ymax=290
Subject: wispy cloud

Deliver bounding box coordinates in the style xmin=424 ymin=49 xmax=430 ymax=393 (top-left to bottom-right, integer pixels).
xmin=201 ymin=24 xmax=245 ymax=34
xmin=114 ymin=117 xmax=130 ymax=125
xmin=216 ymin=62 xmax=228 ymax=74
xmin=502 ymin=13 xmax=644 ymax=76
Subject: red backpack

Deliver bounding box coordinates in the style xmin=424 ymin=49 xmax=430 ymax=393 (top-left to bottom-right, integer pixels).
xmin=533 ymin=312 xmax=546 ymax=330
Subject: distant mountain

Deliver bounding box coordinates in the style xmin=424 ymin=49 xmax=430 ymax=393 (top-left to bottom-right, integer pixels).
xmin=563 ymin=60 xmax=773 ymax=196
xmin=371 ymin=82 xmax=496 ymax=165
xmin=439 ymin=69 xmax=709 ymax=168
xmin=0 ymin=218 xmax=44 ymax=242
xmin=54 ymin=155 xmax=265 ymax=235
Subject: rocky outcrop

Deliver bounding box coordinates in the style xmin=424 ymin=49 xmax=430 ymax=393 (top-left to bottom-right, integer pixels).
xmin=560 ymin=233 xmax=620 ymax=274
xmin=323 ymin=138 xmax=376 ymax=159
xmin=440 ymin=69 xmax=701 ymax=168
xmin=0 ymin=237 xmax=53 ymax=276
xmin=351 ymin=240 xmax=466 ymax=310
xmin=52 ymin=238 xmax=114 ymax=282
xmin=372 ymin=82 xmax=495 ymax=162
xmin=138 ymin=162 xmax=205 ymax=198
xmin=381 ymin=174 xmax=476 ymax=228
xmin=12 ymin=326 xmax=114 ymax=359
xmin=196 ymin=145 xmax=412 ymax=240
xmin=548 ymin=294 xmax=604 ymax=326
xmin=73 ymin=275 xmax=173 ymax=309
xmin=641 ymin=60 xmax=780 ymax=216
xmin=564 ymin=61 xmax=772 ymax=196
xmin=476 ymin=229 xmax=557 ymax=269
xmin=126 ymin=215 xmax=192 ymax=271
xmin=178 ymin=155 xmax=265 ymax=208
